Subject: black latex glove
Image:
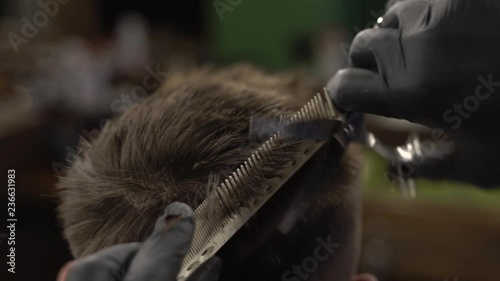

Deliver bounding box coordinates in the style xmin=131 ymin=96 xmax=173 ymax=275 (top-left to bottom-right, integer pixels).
xmin=328 ymin=0 xmax=500 ymax=187
xmin=60 ymin=202 xmax=221 ymax=281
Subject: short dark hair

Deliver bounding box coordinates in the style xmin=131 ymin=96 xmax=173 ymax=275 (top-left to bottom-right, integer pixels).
xmin=57 ymin=65 xmax=362 ymax=281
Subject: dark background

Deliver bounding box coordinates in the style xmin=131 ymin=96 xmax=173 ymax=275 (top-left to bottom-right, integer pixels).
xmin=0 ymin=1 xmax=499 ymax=281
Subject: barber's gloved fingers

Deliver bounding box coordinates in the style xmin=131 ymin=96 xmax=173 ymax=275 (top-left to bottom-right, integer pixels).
xmin=410 ymin=145 xmax=500 ymax=188
xmin=381 ymin=1 xmax=404 ymax=28
xmin=64 ymin=243 xmax=141 ymax=281
xmin=350 ymin=1 xmax=431 ymax=67
xmin=125 ymin=202 xmax=195 ymax=281
xmin=186 ymin=256 xmax=222 ymax=281
xmin=349 ymin=28 xmax=400 ymax=71
xmin=327 ymin=68 xmax=395 ymax=117
xmin=381 ymin=0 xmax=431 ymax=30
xmin=385 ymin=0 xmax=406 ymax=12
xmin=152 ymin=201 xmax=194 ymax=232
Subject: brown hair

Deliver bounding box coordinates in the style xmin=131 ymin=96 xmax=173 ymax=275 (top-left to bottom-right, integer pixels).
xmin=57 ymin=65 xmax=362 ymax=281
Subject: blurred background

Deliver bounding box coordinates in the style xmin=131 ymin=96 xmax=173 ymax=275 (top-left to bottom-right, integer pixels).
xmin=0 ymin=0 xmax=499 ymax=280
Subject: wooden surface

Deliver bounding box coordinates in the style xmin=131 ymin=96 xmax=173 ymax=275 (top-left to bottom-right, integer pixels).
xmin=361 ymin=194 xmax=500 ymax=281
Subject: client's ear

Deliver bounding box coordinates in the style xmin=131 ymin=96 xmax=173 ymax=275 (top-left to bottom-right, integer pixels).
xmin=352 ymin=273 xmax=379 ymax=281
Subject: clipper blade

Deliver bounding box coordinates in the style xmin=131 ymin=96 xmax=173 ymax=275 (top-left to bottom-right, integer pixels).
xmin=177 ymin=89 xmax=338 ymax=280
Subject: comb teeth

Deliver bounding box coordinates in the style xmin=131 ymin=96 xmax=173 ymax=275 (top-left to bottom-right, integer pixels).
xmin=287 ymin=89 xmax=337 ymax=123
xmin=178 ymin=91 xmax=338 ymax=280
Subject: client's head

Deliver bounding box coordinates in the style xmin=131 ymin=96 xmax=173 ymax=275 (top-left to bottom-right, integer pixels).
xmin=57 ymin=65 xmax=366 ymax=281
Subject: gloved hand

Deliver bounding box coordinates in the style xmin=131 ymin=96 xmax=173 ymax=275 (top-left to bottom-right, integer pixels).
xmin=328 ymin=0 xmax=500 ymax=187
xmin=57 ymin=202 xmax=221 ymax=281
